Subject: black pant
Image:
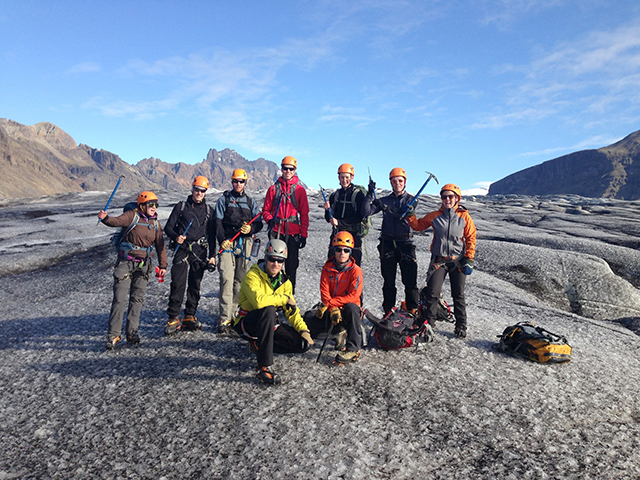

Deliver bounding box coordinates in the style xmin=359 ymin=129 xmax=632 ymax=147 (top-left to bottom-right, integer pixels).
xmin=306 ymin=302 xmax=363 ymax=352
xmin=236 ymin=306 xmax=278 ymax=367
xmin=378 ymin=239 xmax=418 ymax=314
xmin=269 ymin=232 xmax=300 ymax=293
xmin=167 ymin=246 xmax=207 ymax=318
xmin=423 ymin=261 xmax=467 ymax=328
xmin=328 ymin=232 xmax=363 ymax=266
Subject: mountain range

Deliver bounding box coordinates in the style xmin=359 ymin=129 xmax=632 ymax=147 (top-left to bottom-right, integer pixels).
xmin=0 ymin=119 xmax=280 ymax=199
xmin=489 ymin=130 xmax=640 ymax=199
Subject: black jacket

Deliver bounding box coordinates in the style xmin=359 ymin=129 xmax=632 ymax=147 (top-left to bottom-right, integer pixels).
xmin=361 ymin=190 xmax=415 ymax=242
xmin=165 ymin=195 xmax=216 ymax=257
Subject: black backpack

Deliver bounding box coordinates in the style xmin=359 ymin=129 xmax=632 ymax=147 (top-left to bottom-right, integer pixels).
xmin=365 ymin=307 xmax=433 ymax=350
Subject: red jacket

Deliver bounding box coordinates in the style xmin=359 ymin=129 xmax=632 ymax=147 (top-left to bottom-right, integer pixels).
xmin=262 ymin=176 xmax=309 ymax=237
xmin=320 ymin=257 xmax=363 ymax=309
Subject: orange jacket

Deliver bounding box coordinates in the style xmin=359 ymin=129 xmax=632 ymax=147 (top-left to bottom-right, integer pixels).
xmin=320 ymin=257 xmax=363 ymax=309
xmin=407 ymin=205 xmax=476 ymax=260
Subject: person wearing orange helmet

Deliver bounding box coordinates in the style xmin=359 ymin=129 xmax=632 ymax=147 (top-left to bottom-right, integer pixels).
xmin=261 ymin=156 xmax=310 ymax=293
xmin=306 ymin=231 xmax=365 ymax=364
xmin=164 ymin=176 xmax=216 ymax=335
xmin=407 ymin=183 xmax=477 ymax=338
xmin=98 ymin=191 xmax=168 ymax=350
xmin=322 ymin=163 xmax=368 ymax=265
xmin=362 ymin=167 xmax=419 ymax=315
xmin=215 ymin=168 xmax=263 ymax=333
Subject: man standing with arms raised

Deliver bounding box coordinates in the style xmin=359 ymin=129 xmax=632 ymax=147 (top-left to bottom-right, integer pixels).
xmin=261 ymin=156 xmax=309 ymax=293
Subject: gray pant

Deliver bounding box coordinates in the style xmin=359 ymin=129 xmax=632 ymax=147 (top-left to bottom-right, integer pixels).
xmin=218 ymin=236 xmax=253 ymax=323
xmin=108 ymin=259 xmax=151 ymax=338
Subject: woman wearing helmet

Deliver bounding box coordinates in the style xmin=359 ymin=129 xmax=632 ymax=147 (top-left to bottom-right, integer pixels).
xmin=362 ymin=167 xmax=419 ymax=315
xmin=406 ymin=183 xmax=477 ymax=338
xmin=97 ymin=191 xmax=168 ymax=350
xmin=233 ymin=239 xmax=314 ymax=385
xmin=308 ymin=231 xmax=364 ymax=364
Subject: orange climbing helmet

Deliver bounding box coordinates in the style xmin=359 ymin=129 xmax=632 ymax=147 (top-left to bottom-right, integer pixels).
xmin=332 ymin=231 xmax=355 ymax=249
xmin=338 ymin=163 xmax=355 ymax=176
xmin=192 ymin=176 xmax=210 ymax=190
xmin=281 ymin=156 xmax=297 ymax=168
xmin=232 ymin=169 xmax=248 ymax=181
xmin=389 ymin=167 xmax=407 ymax=180
xmin=440 ymin=183 xmax=462 ymax=199
xmin=137 ymin=191 xmax=158 ymax=205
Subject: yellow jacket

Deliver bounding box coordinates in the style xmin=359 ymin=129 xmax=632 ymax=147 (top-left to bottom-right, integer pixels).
xmin=234 ymin=262 xmax=309 ymax=333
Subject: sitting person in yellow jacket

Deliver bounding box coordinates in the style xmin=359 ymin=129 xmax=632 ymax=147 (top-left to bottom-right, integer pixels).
xmin=233 ymin=238 xmax=314 ymax=385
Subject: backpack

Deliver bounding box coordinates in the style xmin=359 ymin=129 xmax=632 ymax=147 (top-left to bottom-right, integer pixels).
xmin=110 ymin=201 xmax=158 ymax=257
xmin=331 ymin=184 xmax=371 ymax=236
xmin=365 ymin=307 xmax=433 ymax=350
xmin=273 ymin=182 xmax=300 ymax=224
xmin=110 ymin=201 xmax=139 ymax=251
xmin=497 ymin=322 xmax=572 ymax=363
xmin=417 ymin=291 xmax=454 ymax=323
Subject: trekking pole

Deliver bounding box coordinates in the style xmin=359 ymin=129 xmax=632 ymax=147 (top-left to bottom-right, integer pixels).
xmin=368 ymin=168 xmax=377 ymax=200
xmin=316 ymin=315 xmax=333 ymax=363
xmin=217 ymin=212 xmax=262 ymax=255
xmin=319 ymin=184 xmax=334 ymax=221
xmin=400 ymin=171 xmax=439 ymax=219
xmin=97 ymin=175 xmax=125 ymax=224
xmin=173 ymin=218 xmax=194 ymax=255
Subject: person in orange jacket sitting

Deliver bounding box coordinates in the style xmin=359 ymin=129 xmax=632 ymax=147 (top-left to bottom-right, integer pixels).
xmin=309 ymin=231 xmax=364 ymax=364
xmin=406 ymin=183 xmax=477 ymax=338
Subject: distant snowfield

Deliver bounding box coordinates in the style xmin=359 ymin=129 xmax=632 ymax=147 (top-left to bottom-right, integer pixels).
xmin=1 ymin=190 xmax=639 ymax=479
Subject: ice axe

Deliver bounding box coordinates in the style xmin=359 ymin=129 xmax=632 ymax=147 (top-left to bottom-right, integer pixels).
xmin=319 ymin=184 xmax=334 ymax=221
xmin=401 ymin=171 xmax=439 ymax=219
xmin=217 ymin=212 xmax=262 ymax=255
xmin=98 ymin=175 xmax=125 ymax=224
xmin=173 ymin=218 xmax=194 ymax=255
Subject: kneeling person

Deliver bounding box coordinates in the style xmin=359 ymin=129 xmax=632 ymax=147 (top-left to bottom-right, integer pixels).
xmin=233 ymin=239 xmax=314 ymax=385
xmin=313 ymin=231 xmax=364 ymax=364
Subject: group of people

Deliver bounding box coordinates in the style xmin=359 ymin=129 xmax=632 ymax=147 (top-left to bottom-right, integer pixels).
xmin=97 ymin=156 xmax=477 ymax=385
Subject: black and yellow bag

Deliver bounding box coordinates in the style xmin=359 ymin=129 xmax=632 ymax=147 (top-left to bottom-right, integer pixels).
xmin=497 ymin=322 xmax=572 ymax=363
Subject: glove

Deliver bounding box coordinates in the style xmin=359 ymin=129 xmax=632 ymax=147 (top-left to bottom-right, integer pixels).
xmin=404 ymin=204 xmax=416 ymax=218
xmin=373 ymin=199 xmax=386 ymax=211
xmin=298 ymin=236 xmax=307 ymax=249
xmin=329 ymin=307 xmax=342 ymax=325
xmin=300 ymin=330 xmax=314 ymax=346
xmin=460 ymin=258 xmax=474 ymax=275
xmin=206 ymin=263 xmax=216 ymax=273
xmin=267 ymin=219 xmax=276 ymax=230
xmin=240 ymin=222 xmax=251 ymax=235
xmin=315 ymin=303 xmax=328 ymax=319
xmin=221 ymin=240 xmax=232 ymax=251
xmin=367 ymin=179 xmax=376 ymax=196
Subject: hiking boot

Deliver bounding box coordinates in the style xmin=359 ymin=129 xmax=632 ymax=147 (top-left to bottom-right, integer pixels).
xmin=256 ymin=366 xmax=281 ymax=385
xmin=400 ymin=301 xmax=417 ymax=317
xmin=106 ymin=335 xmax=121 ymax=351
xmin=218 ymin=319 xmax=233 ymax=334
xmin=181 ymin=315 xmax=202 ymax=331
xmin=165 ymin=317 xmax=181 ymax=335
xmin=335 ymin=350 xmax=360 ymax=364
xmin=248 ymin=339 xmax=259 ymax=354
xmin=333 ymin=328 xmax=348 ymax=351
xmin=454 ymin=325 xmax=467 ymax=338
xmin=126 ymin=331 xmax=140 ymax=345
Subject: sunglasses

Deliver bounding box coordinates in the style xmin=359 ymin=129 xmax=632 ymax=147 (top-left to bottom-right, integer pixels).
xmin=232 ymin=179 xmax=246 ymax=184
xmin=390 ymin=178 xmax=405 ymax=184
xmin=266 ymin=256 xmax=285 ymax=264
xmin=334 ymin=247 xmax=352 ymax=254
xmin=441 ymin=194 xmax=456 ymax=200
xmin=281 ymin=166 xmax=296 ymax=172
xmin=193 ymin=187 xmax=206 ymax=193
xmin=145 ymin=202 xmax=159 ymax=208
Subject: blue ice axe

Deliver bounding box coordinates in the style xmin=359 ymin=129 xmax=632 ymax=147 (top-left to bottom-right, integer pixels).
xmin=173 ymin=218 xmax=194 ymax=254
xmin=97 ymin=175 xmax=125 ymax=224
xmin=401 ymin=171 xmax=438 ymax=219
xmin=319 ymin=184 xmax=334 ymax=221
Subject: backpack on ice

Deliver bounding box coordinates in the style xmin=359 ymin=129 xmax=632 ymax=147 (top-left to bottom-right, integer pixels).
xmin=497 ymin=321 xmax=572 ymax=364
xmin=365 ymin=307 xmax=433 ymax=350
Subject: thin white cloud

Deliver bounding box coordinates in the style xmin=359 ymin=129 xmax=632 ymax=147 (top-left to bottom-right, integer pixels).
xmin=68 ymin=62 xmax=102 ymax=74
xmin=519 ymin=134 xmax=626 ymax=157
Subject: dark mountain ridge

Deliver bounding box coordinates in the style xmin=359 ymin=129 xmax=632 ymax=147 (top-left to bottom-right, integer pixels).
xmin=489 ymin=130 xmax=640 ymax=199
xmin=0 ymin=119 xmax=281 ymax=198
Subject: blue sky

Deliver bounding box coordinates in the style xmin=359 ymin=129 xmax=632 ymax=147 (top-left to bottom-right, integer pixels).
xmin=2 ymin=1 xmax=640 ymax=195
